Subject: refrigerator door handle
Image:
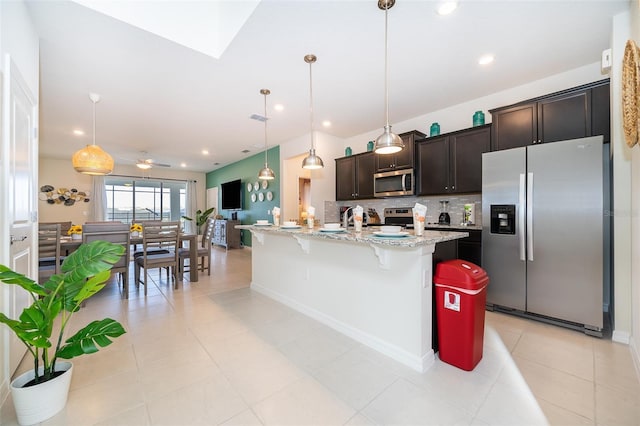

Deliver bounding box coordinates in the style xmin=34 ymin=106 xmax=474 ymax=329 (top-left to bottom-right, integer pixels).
xmin=519 ymin=173 xmax=526 ymax=261
xmin=527 ymin=172 xmax=534 ymax=261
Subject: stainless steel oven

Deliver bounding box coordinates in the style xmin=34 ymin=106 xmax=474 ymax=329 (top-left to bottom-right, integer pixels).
xmin=374 ymin=168 xmax=414 ymax=197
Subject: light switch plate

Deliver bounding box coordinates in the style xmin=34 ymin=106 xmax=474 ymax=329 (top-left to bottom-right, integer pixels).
xmin=602 ymin=48 xmax=612 ymax=71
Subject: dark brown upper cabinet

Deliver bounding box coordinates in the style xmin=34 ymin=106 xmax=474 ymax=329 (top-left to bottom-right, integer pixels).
xmin=335 ymin=152 xmax=376 ymax=200
xmin=416 ymin=125 xmax=490 ymax=195
xmin=490 ymin=79 xmax=610 ymax=151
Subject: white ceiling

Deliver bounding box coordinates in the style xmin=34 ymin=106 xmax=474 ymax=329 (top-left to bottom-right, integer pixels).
xmin=27 ymin=0 xmax=628 ymax=173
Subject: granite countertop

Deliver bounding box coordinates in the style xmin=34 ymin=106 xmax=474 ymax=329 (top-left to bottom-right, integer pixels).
xmin=236 ymin=224 xmax=468 ymax=248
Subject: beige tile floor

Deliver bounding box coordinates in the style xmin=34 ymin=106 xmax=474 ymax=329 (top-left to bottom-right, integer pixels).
xmin=2 ymin=247 xmax=639 ymax=425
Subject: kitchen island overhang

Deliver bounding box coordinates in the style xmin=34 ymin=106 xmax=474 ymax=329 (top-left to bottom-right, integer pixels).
xmin=237 ymin=225 xmax=468 ymax=373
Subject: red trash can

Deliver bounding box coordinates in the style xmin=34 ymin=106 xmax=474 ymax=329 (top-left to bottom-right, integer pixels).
xmin=434 ymin=259 xmax=489 ymax=371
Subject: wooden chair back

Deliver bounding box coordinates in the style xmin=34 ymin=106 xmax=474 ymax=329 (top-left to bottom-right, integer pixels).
xmin=83 ymin=223 xmax=132 ymax=298
xmin=134 ymin=221 xmax=181 ymax=295
xmin=38 ymin=223 xmax=62 ymax=281
xmin=39 ymin=221 xmax=72 ymax=235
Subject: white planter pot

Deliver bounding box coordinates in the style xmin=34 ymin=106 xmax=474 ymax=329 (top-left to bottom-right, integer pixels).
xmin=10 ymin=361 xmax=73 ymax=425
xmin=71 ymin=234 xmax=82 ymax=240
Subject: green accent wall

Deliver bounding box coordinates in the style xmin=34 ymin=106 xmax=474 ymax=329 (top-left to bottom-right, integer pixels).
xmin=206 ymin=146 xmax=280 ymax=247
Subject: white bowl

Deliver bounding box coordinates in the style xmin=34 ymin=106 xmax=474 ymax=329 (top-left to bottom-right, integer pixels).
xmin=283 ymin=221 xmax=297 ymax=227
xmin=380 ymin=225 xmax=402 ymax=234
xmin=323 ymin=223 xmax=341 ymax=230
xmin=256 ymin=220 xmax=269 ymax=225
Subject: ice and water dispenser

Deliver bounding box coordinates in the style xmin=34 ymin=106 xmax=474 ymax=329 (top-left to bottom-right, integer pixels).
xmin=490 ymin=205 xmax=516 ymax=234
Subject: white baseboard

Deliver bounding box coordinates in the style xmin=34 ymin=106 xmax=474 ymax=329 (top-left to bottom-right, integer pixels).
xmin=251 ymin=282 xmax=435 ymax=373
xmin=612 ymin=329 xmax=631 ymax=344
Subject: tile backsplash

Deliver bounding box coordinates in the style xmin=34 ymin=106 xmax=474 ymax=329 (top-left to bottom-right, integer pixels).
xmin=325 ymin=194 xmax=482 ymax=226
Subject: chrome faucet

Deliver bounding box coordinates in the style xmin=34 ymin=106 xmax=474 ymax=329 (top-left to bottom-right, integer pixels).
xmin=342 ymin=207 xmax=353 ymax=229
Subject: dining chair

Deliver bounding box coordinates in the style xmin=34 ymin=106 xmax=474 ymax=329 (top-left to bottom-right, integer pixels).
xmin=132 ymin=220 xmax=172 ymax=278
xmin=38 ymin=223 xmax=62 ymax=282
xmin=178 ymin=218 xmax=215 ymax=279
xmin=82 ymin=222 xmax=131 ymax=298
xmin=39 ymin=221 xmax=72 ymax=235
xmin=134 ymin=221 xmax=180 ymax=295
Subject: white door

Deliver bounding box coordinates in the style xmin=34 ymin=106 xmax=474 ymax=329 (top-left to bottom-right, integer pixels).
xmin=4 ymin=55 xmax=38 ymax=375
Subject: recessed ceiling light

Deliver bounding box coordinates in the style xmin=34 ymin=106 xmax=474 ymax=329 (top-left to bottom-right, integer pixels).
xmin=180 ymin=163 xmax=186 ymax=167
xmin=73 ymin=129 xmax=85 ymax=136
xmin=322 ymin=120 xmax=331 ymax=127
xmin=478 ymin=54 xmax=495 ymax=65
xmin=274 ymin=104 xmax=284 ymax=112
xmin=437 ymin=1 xmax=458 ymax=16
xmin=202 ymin=149 xmax=209 ymax=155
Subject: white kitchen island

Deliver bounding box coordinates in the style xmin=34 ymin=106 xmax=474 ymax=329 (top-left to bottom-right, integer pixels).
xmin=237 ymin=225 xmax=468 ymax=373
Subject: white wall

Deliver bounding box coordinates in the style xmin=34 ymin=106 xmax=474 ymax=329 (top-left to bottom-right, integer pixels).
xmin=0 ymin=0 xmax=39 ymax=409
xmin=628 ymin=0 xmax=640 ymax=376
xmin=38 ymin=157 xmax=207 ymax=226
xmin=611 ymin=11 xmax=634 ymax=345
xmin=279 ymin=131 xmax=343 ymax=224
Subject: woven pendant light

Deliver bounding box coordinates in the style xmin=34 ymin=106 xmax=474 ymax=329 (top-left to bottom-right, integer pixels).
xmin=72 ymin=93 xmax=114 ymax=175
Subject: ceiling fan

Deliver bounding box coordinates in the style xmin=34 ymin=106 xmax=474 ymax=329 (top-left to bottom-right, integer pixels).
xmin=135 ymin=157 xmax=171 ymax=170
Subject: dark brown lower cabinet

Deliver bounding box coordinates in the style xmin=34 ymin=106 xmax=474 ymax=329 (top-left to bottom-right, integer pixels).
xmin=430 ymin=229 xmax=482 ymax=267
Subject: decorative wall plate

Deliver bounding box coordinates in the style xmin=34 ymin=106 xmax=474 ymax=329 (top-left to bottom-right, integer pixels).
xmin=251 ymin=193 xmax=257 ymax=202
xmin=258 ymin=192 xmax=265 ymax=202
xmin=254 ymin=181 xmax=260 ymax=191
xmin=247 ymin=182 xmax=253 ymax=192
xmin=622 ymin=39 xmax=640 ymax=148
xmin=262 ymin=180 xmax=268 ymax=189
xmin=266 ymin=191 xmax=273 ymax=201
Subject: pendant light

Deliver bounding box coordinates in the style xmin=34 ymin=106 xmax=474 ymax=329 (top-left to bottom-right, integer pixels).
xmin=72 ymin=93 xmax=114 ymax=175
xmin=301 ymin=54 xmax=324 ymax=170
xmin=257 ymin=89 xmax=275 ymax=180
xmin=374 ymin=0 xmax=404 ymax=155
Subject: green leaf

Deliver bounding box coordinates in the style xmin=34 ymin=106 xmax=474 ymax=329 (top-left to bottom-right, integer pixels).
xmin=0 ymin=302 xmax=54 ymax=349
xmin=0 ymin=266 xmax=47 ymax=297
xmin=57 ymin=318 xmax=126 ymax=359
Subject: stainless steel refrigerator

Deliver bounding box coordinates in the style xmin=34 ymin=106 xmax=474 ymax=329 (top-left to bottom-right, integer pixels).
xmin=482 ymin=136 xmax=608 ymax=335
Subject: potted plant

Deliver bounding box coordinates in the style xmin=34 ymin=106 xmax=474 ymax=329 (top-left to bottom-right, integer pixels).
xmin=0 ymin=240 xmax=126 ymax=425
xmin=130 ymin=222 xmax=143 ymax=237
xmin=182 ymin=207 xmax=215 ymax=234
xmin=67 ymin=224 xmax=83 ymax=240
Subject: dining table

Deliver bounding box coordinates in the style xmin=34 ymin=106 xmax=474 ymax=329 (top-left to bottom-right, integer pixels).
xmin=59 ymin=233 xmax=199 ymax=283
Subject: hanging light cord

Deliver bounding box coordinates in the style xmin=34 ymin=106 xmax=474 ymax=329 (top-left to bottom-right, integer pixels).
xmin=308 ymin=59 xmax=315 ymax=150
xmin=383 ymin=1 xmax=390 ymax=127
xmin=92 ymin=97 xmax=96 ymax=146
xmin=263 ymin=92 xmax=268 ymax=165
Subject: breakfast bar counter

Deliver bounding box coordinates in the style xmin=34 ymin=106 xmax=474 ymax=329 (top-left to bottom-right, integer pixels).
xmin=237 ymin=225 xmax=468 ymax=372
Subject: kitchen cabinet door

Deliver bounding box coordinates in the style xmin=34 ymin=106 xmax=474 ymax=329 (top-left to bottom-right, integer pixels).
xmin=336 ymin=156 xmax=356 ymax=200
xmin=450 ymin=125 xmax=491 ymax=193
xmin=537 ymin=90 xmax=591 ymax=144
xmin=416 ymin=136 xmax=449 ymax=195
xmin=490 ymin=103 xmax=537 ymax=151
xmin=355 ymin=152 xmax=376 ymax=199
xmin=335 ymin=152 xmax=375 ymax=200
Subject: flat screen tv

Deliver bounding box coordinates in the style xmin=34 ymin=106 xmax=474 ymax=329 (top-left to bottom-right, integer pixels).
xmin=221 ymin=179 xmax=243 ymax=210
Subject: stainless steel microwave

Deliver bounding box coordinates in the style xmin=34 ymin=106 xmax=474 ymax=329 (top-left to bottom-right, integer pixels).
xmin=374 ymin=169 xmax=414 ymax=197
